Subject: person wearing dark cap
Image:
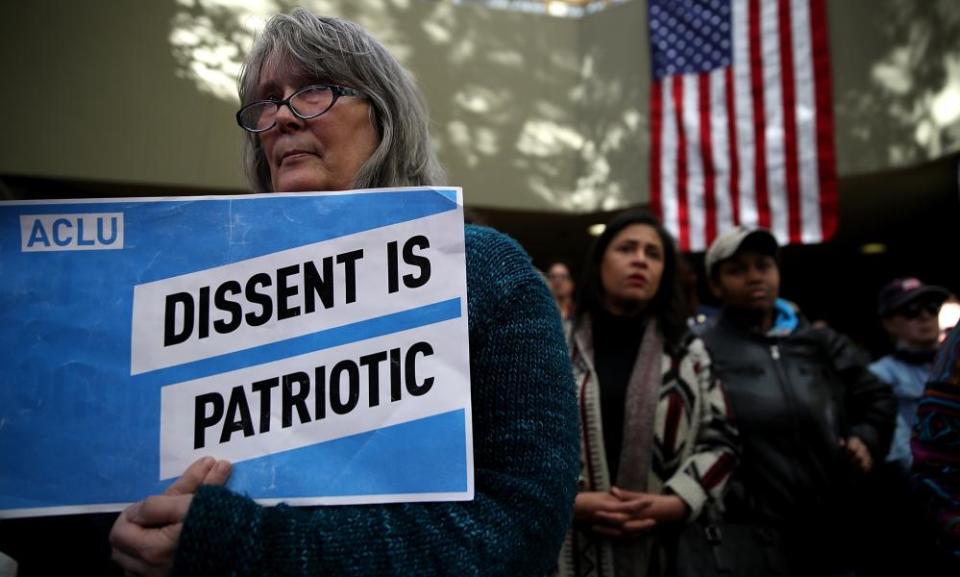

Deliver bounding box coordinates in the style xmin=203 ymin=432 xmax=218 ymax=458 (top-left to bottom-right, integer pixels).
xmin=866 ymin=279 xmax=954 ymax=576
xmin=870 ymin=277 xmax=949 ymax=471
xmin=699 ymin=226 xmax=896 ymax=577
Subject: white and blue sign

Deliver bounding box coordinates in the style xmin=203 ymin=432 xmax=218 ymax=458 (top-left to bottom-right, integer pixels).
xmin=0 ymin=187 xmax=473 ymax=518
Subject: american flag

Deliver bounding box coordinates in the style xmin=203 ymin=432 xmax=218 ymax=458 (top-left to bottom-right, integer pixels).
xmin=648 ymin=0 xmax=837 ymax=251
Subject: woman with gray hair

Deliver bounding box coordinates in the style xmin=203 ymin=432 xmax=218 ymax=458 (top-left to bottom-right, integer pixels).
xmin=108 ymin=10 xmax=578 ymax=577
xmin=236 ymin=11 xmax=446 ymax=193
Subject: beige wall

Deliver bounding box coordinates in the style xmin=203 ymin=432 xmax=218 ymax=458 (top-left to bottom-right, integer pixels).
xmin=0 ymin=0 xmax=245 ymax=191
xmin=828 ymin=0 xmax=960 ymax=175
xmin=576 ymin=2 xmax=650 ymax=210
xmin=1 ymin=0 xmax=958 ymax=210
xmin=0 ymin=0 xmax=585 ymax=209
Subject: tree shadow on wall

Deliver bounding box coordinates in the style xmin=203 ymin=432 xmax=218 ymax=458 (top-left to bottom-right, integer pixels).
xmin=168 ymin=0 xmax=643 ymax=211
xmin=834 ymin=0 xmax=960 ymax=173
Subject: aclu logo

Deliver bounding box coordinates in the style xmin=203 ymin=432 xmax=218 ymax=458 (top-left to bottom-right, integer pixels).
xmin=20 ymin=213 xmax=124 ymax=252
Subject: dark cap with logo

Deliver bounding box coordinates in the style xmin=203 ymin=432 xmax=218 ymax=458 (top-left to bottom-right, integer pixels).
xmin=877 ymin=277 xmax=949 ymax=317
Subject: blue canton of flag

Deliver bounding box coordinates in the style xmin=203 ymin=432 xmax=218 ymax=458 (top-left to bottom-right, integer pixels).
xmin=649 ymin=0 xmax=731 ymax=79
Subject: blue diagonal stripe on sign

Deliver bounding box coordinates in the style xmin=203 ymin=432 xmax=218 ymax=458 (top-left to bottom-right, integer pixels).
xmin=436 ymin=189 xmax=459 ymax=204
xmin=224 ymin=408 xmax=468 ymax=498
xmin=0 ymin=407 xmax=467 ymax=511
xmin=134 ymin=298 xmax=462 ymax=388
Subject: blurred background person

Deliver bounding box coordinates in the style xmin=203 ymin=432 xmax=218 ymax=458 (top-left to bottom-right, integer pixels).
xmin=912 ymin=322 xmax=960 ymax=572
xmin=701 ymin=226 xmax=895 ymax=577
xmin=558 ymin=211 xmax=738 ymax=577
xmin=870 ymin=277 xmax=949 ymax=472
xmin=862 ymin=277 xmax=950 ymax=575
xmin=547 ymin=260 xmax=577 ymax=321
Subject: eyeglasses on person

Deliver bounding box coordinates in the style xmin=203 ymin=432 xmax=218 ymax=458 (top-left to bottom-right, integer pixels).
xmin=898 ymin=300 xmax=941 ymax=319
xmin=236 ymin=84 xmax=364 ymax=133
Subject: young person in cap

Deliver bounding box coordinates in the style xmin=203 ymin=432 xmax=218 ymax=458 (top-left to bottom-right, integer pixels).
xmin=870 ymin=277 xmax=949 ymax=471
xmin=699 ymin=226 xmax=895 ymax=577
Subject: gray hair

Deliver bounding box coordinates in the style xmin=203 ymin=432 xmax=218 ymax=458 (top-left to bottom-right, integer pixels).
xmin=238 ymin=10 xmax=447 ymax=192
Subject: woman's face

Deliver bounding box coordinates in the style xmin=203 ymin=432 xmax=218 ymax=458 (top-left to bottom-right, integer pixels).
xmin=600 ymin=223 xmax=665 ymax=315
xmin=257 ymin=61 xmax=380 ymax=193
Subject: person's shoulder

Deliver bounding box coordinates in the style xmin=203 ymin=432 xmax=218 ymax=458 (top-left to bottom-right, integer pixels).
xmin=464 ymin=224 xmax=539 ymax=287
xmin=698 ymin=314 xmax=743 ymax=347
xmin=794 ymin=320 xmax=846 ymax=349
xmin=463 ymin=224 xmax=550 ymax=317
xmin=465 ymin=224 xmax=527 ymax=262
xmin=869 ymin=354 xmax=899 ymax=382
xmin=869 ymin=354 xmax=896 ymax=372
xmin=696 ymin=319 xmax=730 ymax=359
xmin=677 ymin=332 xmax=710 ymax=363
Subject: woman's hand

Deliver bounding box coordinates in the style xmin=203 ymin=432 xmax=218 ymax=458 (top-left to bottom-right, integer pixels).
xmin=575 ymin=490 xmax=655 ymax=538
xmin=576 ymin=486 xmax=690 ymax=538
xmin=110 ymin=457 xmax=231 ymax=576
xmin=585 ymin=486 xmax=689 ymax=539
xmin=608 ymin=487 xmax=689 ymax=523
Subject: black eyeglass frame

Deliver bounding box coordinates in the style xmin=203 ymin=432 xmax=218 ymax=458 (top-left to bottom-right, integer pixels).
xmin=235 ymin=83 xmax=364 ymax=133
xmin=896 ymin=300 xmax=942 ymax=319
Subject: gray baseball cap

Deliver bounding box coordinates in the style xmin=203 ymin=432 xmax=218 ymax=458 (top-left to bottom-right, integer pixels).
xmin=705 ymin=226 xmax=779 ymax=277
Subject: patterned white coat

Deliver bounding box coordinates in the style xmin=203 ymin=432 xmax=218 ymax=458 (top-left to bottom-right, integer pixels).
xmin=557 ymin=317 xmax=739 ymax=577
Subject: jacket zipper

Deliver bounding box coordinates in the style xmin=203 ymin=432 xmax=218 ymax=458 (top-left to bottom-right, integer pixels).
xmin=769 ymin=342 xmax=805 ymax=495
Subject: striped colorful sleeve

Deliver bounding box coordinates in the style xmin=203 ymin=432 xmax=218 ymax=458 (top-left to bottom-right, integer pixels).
xmin=912 ymin=324 xmax=960 ymax=561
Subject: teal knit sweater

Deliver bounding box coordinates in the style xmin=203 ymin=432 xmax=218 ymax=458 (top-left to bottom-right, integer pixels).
xmin=172 ymin=225 xmax=579 ymax=576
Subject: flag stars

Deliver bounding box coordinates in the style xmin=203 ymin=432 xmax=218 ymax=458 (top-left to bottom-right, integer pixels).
xmin=649 ymin=0 xmax=733 ymax=79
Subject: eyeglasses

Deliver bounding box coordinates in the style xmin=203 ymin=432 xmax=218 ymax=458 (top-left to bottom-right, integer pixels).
xmin=236 ymin=84 xmax=364 ymax=133
xmin=898 ymin=300 xmax=941 ymax=319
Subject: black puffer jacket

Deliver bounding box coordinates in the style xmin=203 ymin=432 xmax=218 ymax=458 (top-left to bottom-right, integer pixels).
xmin=701 ymin=311 xmax=895 ymax=525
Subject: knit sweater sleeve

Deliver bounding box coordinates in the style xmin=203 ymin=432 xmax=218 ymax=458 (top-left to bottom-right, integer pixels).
xmin=664 ymin=337 xmax=740 ymax=520
xmin=172 ymin=225 xmax=580 ymax=577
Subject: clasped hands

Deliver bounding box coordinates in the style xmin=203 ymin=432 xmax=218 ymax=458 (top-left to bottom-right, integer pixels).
xmin=574 ymin=487 xmax=688 ymax=539
xmin=109 ymin=457 xmax=232 ymax=577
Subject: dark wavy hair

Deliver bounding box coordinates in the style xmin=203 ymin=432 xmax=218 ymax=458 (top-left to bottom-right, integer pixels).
xmin=574 ymin=210 xmax=688 ymax=350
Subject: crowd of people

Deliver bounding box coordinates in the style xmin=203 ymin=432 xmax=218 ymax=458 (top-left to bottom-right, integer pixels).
xmin=1 ymin=8 xmax=958 ymax=577
xmin=546 ymin=222 xmax=959 ymax=576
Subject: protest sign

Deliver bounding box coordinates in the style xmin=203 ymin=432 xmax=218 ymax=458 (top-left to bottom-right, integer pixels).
xmin=0 ymin=187 xmax=472 ymax=518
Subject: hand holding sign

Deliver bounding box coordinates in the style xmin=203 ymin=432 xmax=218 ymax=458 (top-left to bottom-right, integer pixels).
xmin=110 ymin=457 xmax=231 ymax=577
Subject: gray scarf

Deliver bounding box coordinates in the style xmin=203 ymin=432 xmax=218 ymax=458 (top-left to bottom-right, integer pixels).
xmin=612 ymin=320 xmax=664 ymax=576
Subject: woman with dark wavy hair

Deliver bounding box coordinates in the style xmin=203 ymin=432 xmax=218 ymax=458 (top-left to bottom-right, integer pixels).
xmin=108 ymin=10 xmax=578 ymax=577
xmin=557 ymin=210 xmax=739 ymax=577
